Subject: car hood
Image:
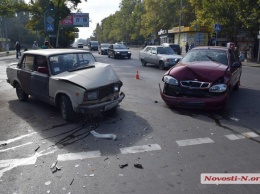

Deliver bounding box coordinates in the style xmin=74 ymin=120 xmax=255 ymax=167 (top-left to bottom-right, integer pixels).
xmin=53 ymin=62 xmax=120 ymax=90
xmin=114 ymin=49 xmax=129 ymax=52
xmin=158 ymin=54 xmax=182 ymax=59
xmin=167 ymin=61 xmax=227 ymax=82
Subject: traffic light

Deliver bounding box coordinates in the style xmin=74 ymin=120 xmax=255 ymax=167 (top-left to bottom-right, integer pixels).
xmin=49 ymin=2 xmax=54 ymax=11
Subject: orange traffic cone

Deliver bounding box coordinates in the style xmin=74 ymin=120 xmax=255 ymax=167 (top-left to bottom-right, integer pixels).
xmin=135 ymin=70 xmax=140 ymax=79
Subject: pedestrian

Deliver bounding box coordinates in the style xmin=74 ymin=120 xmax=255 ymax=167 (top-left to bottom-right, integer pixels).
xmin=144 ymin=40 xmax=147 ymax=48
xmin=15 ymin=41 xmax=21 ymax=59
xmin=185 ymin=42 xmax=189 ymax=53
xmin=32 ymin=41 xmax=38 ymax=50
xmin=42 ymin=41 xmax=53 ymax=49
xmin=189 ymin=41 xmax=194 ymax=50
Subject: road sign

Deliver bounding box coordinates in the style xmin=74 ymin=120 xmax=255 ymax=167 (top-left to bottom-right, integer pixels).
xmin=214 ymin=24 xmax=221 ymax=32
xmin=61 ymin=13 xmax=89 ymax=27
xmin=46 ymin=24 xmax=54 ymax=32
xmin=47 ymin=16 xmax=54 ymax=24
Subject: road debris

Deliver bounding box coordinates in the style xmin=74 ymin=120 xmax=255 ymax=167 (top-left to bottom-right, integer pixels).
xmin=134 ymin=164 xmax=143 ymax=169
xmin=90 ymin=130 xmax=117 ymax=140
xmin=119 ymin=164 xmax=128 ymax=169
xmin=104 ymin=157 xmax=109 ymax=161
xmin=70 ymin=178 xmax=74 ymax=185
xmin=89 ymin=174 xmax=95 ymax=177
xmin=50 ymin=161 xmax=62 ymax=173
xmin=45 ymin=181 xmax=51 ymax=185
xmin=35 ymin=146 xmax=40 ymax=152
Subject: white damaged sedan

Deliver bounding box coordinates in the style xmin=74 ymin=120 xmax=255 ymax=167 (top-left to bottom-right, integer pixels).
xmin=6 ymin=49 xmax=125 ymax=121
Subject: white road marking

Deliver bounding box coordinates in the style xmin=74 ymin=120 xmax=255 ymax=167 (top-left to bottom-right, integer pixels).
xmin=57 ymin=151 xmax=101 ymax=162
xmin=0 ymin=142 xmax=33 ymax=153
xmin=120 ymin=144 xmax=161 ymax=154
xmin=0 ymin=132 xmax=37 ymax=145
xmin=0 ymin=149 xmax=56 ymax=178
xmin=225 ymin=132 xmax=259 ymax=140
xmin=176 ymin=137 xmax=214 ymax=146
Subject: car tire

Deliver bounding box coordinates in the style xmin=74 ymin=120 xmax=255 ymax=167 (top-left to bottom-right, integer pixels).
xmin=108 ymin=53 xmax=110 ymax=58
xmin=141 ymin=59 xmax=147 ymax=66
xmin=113 ymin=53 xmax=117 ymax=59
xmin=159 ymin=61 xmax=165 ymax=70
xmin=60 ymin=95 xmax=76 ymax=122
xmin=16 ymin=83 xmax=28 ymax=101
xmin=128 ymin=56 xmax=131 ymax=59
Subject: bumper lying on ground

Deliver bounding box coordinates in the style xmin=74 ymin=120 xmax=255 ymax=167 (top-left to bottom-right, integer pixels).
xmin=78 ymin=92 xmax=125 ymax=113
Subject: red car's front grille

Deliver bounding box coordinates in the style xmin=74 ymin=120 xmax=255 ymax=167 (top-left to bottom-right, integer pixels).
xmin=180 ymin=80 xmax=210 ymax=88
xmin=163 ymin=84 xmax=222 ymax=98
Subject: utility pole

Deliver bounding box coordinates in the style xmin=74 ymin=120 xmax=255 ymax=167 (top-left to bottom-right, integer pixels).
xmin=178 ymin=0 xmax=183 ymax=46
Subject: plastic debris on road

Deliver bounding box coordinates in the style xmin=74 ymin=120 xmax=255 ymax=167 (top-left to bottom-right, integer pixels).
xmin=134 ymin=163 xmax=143 ymax=169
xmin=119 ymin=164 xmax=128 ymax=169
xmin=90 ymin=130 xmax=117 ymax=140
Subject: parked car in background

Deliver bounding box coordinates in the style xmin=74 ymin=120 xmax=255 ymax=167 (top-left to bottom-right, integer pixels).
xmin=98 ymin=43 xmax=110 ymax=55
xmin=161 ymin=43 xmax=181 ymax=55
xmin=107 ymin=44 xmax=131 ymax=59
xmin=77 ymin=43 xmax=84 ymax=48
xmin=88 ymin=41 xmax=99 ymax=51
xmin=6 ymin=49 xmax=125 ymax=121
xmin=160 ymin=45 xmax=242 ymax=110
xmin=139 ymin=46 xmax=182 ymax=70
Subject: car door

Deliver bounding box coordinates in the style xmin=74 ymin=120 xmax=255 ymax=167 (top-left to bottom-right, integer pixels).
xmin=150 ymin=47 xmax=158 ymax=65
xmin=30 ymin=55 xmax=49 ymax=102
xmin=17 ymin=54 xmax=34 ymax=94
xmin=228 ymin=50 xmax=241 ymax=87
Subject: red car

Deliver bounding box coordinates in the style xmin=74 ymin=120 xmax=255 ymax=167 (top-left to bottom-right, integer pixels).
xmin=160 ymin=45 xmax=242 ymax=110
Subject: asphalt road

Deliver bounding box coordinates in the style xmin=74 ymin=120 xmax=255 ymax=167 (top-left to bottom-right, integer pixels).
xmin=0 ymin=47 xmax=260 ymax=194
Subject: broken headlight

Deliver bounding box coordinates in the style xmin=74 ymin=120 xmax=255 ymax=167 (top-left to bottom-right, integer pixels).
xmin=163 ymin=75 xmax=178 ymax=85
xmin=209 ymin=84 xmax=227 ymax=93
xmin=84 ymin=91 xmax=99 ymax=100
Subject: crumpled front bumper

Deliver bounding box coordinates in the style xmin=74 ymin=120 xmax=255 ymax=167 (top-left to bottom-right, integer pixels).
xmin=78 ymin=92 xmax=125 ymax=113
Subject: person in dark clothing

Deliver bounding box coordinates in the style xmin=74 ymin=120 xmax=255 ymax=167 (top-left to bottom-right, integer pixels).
xmin=15 ymin=41 xmax=21 ymax=59
xmin=185 ymin=42 xmax=189 ymax=53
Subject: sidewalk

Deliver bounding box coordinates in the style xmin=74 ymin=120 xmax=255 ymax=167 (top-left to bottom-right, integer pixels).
xmin=0 ymin=50 xmax=16 ymax=57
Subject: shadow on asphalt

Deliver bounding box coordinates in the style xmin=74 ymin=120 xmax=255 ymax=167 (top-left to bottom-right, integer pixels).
xmin=8 ymin=97 xmax=152 ymax=156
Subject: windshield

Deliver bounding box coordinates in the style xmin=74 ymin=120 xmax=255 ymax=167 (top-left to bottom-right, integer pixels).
xmin=114 ymin=44 xmax=127 ymax=49
xmin=101 ymin=44 xmax=110 ymax=48
xmin=49 ymin=53 xmax=96 ymax=75
xmin=91 ymin=42 xmax=98 ymax=46
xmin=157 ymin=47 xmax=174 ymax=55
xmin=182 ymin=49 xmax=228 ymax=65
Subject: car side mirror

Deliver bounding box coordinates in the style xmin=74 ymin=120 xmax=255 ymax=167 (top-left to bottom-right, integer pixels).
xmin=38 ymin=67 xmax=48 ymax=74
xmin=231 ymin=61 xmax=241 ymax=68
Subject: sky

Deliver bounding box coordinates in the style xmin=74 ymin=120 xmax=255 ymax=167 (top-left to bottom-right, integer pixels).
xmin=75 ymin=0 xmax=121 ymax=39
xmin=24 ymin=0 xmax=121 ymax=39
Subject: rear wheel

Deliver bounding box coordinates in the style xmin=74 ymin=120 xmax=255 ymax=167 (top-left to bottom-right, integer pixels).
xmin=159 ymin=61 xmax=165 ymax=70
xmin=16 ymin=83 xmax=28 ymax=101
xmin=60 ymin=95 xmax=76 ymax=121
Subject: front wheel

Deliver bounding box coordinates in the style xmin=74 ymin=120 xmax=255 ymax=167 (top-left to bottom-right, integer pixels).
xmin=60 ymin=95 xmax=76 ymax=121
xmin=159 ymin=61 xmax=165 ymax=70
xmin=141 ymin=59 xmax=147 ymax=66
xmin=16 ymin=83 xmax=28 ymax=101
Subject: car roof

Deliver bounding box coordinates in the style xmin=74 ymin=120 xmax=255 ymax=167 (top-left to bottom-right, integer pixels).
xmin=162 ymin=43 xmax=179 ymax=46
xmin=24 ymin=49 xmax=92 ymax=56
xmin=192 ymin=46 xmax=229 ymax=51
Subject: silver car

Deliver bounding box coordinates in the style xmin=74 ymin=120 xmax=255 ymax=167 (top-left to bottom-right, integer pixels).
xmin=139 ymin=46 xmax=182 ymax=70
